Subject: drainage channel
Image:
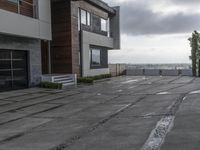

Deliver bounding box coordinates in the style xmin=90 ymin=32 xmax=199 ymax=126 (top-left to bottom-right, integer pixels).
xmin=140 ymin=94 xmax=187 ymax=150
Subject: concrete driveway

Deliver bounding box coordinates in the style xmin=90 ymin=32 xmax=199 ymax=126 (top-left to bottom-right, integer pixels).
xmin=0 ymin=76 xmax=199 ymax=150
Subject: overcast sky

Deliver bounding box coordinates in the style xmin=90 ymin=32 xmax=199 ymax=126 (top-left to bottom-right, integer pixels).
xmin=105 ymin=0 xmax=200 ymax=64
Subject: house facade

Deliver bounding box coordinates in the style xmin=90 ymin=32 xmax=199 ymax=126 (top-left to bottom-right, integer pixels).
xmin=0 ymin=0 xmax=52 ymax=91
xmin=0 ymin=0 xmax=120 ymax=91
xmin=51 ymin=0 xmax=120 ymax=77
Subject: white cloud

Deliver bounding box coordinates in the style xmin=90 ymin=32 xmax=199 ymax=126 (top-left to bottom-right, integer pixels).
xmin=109 ymin=34 xmax=191 ymax=64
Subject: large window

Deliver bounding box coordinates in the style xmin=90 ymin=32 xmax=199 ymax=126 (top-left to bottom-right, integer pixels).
xmin=80 ymin=9 xmax=91 ymax=26
xmin=91 ymin=49 xmax=101 ymax=66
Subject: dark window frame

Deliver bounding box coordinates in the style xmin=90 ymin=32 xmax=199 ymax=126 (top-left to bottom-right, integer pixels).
xmin=90 ymin=46 xmax=108 ymax=69
xmin=90 ymin=48 xmax=101 ymax=67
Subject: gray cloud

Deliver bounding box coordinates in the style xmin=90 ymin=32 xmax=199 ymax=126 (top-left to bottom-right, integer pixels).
xmin=171 ymin=0 xmax=200 ymax=5
xmin=105 ymin=0 xmax=200 ymax=35
xmin=121 ymin=3 xmax=200 ymax=35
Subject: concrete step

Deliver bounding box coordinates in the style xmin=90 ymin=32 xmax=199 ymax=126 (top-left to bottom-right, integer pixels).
xmin=41 ymin=74 xmax=77 ymax=88
xmin=55 ymin=80 xmax=74 ymax=84
xmin=62 ymin=82 xmax=75 ymax=87
xmin=53 ymin=75 xmax=71 ymax=80
xmin=54 ymin=77 xmax=72 ymax=82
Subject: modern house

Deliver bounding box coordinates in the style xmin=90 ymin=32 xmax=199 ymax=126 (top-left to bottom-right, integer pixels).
xmin=51 ymin=0 xmax=120 ymax=77
xmin=0 ymin=0 xmax=52 ymax=91
xmin=0 ymin=0 xmax=120 ymax=91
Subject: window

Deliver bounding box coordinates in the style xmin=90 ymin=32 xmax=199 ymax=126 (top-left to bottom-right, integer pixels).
xmin=107 ymin=18 xmax=110 ymax=37
xmin=81 ymin=9 xmax=87 ymax=25
xmin=87 ymin=12 xmax=91 ymax=26
xmin=101 ymin=18 xmax=107 ymax=32
xmin=91 ymin=49 xmax=101 ymax=66
xmin=80 ymin=9 xmax=91 ymax=26
xmin=7 ymin=0 xmax=18 ymax=3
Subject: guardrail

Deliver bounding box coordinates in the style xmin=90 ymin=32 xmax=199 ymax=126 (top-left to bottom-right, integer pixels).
xmin=109 ymin=64 xmax=193 ymax=77
xmin=126 ymin=69 xmax=193 ymax=76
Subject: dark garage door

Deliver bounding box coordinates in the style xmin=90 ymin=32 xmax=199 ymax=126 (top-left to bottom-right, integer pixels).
xmin=0 ymin=50 xmax=28 ymax=92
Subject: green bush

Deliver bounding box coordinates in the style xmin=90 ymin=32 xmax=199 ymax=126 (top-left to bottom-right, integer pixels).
xmin=78 ymin=74 xmax=112 ymax=84
xmin=77 ymin=77 xmax=94 ymax=83
xmin=40 ymin=81 xmax=63 ymax=89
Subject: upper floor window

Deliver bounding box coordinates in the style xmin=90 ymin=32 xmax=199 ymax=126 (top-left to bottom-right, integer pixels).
xmin=87 ymin=12 xmax=91 ymax=26
xmin=80 ymin=9 xmax=91 ymax=26
xmin=101 ymin=18 xmax=107 ymax=32
xmin=7 ymin=0 xmax=18 ymax=3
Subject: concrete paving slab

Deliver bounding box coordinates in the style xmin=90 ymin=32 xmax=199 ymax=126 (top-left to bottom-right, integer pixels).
xmin=0 ymin=112 xmax=27 ymax=124
xmin=14 ymin=103 xmax=61 ymax=115
xmin=66 ymin=117 xmax=161 ymax=150
xmin=119 ymin=95 xmax=180 ymax=117
xmin=133 ymin=83 xmax=183 ymax=95
xmin=0 ymin=76 xmax=198 ymax=150
xmin=46 ymin=93 xmax=96 ymax=104
xmin=106 ymin=95 xmax=143 ymax=104
xmin=4 ymin=93 xmax=50 ymax=102
xmin=0 ymin=94 xmax=70 ymax=114
xmin=0 ymin=117 xmax=52 ymax=142
xmin=171 ymin=76 xmax=195 ymax=84
xmin=0 ymin=118 xmax=92 ymax=150
xmin=168 ymin=83 xmax=200 ymax=94
xmin=0 ymin=100 xmax=13 ymax=106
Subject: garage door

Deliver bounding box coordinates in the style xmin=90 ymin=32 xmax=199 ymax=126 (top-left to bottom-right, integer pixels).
xmin=0 ymin=50 xmax=28 ymax=92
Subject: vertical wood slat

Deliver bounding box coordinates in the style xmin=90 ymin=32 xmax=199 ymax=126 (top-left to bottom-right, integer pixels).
xmin=51 ymin=0 xmax=73 ymax=74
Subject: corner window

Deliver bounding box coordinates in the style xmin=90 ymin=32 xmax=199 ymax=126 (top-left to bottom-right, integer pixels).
xmin=101 ymin=18 xmax=107 ymax=32
xmin=80 ymin=9 xmax=91 ymax=26
xmin=91 ymin=49 xmax=101 ymax=66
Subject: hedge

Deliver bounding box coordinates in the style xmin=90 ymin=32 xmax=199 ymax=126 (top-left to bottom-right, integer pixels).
xmin=78 ymin=74 xmax=111 ymax=84
xmin=40 ymin=81 xmax=63 ymax=89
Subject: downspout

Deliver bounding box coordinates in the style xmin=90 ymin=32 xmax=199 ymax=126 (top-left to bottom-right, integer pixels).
xmin=78 ymin=8 xmax=83 ymax=77
xmin=48 ymin=41 xmax=51 ymax=74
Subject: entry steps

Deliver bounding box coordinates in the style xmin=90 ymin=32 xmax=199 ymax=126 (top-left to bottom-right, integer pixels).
xmin=41 ymin=74 xmax=77 ymax=88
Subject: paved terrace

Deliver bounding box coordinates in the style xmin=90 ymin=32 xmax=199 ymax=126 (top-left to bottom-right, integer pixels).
xmin=0 ymin=76 xmax=199 ymax=150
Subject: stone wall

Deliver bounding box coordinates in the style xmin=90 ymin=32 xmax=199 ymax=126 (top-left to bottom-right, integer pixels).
xmin=0 ymin=34 xmax=41 ymax=86
xmin=109 ymin=64 xmax=126 ymax=76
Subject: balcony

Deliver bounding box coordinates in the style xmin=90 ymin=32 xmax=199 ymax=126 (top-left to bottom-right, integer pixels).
xmin=0 ymin=0 xmax=37 ymax=18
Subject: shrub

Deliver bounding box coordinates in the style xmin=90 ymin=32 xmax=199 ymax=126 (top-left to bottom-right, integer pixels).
xmin=77 ymin=77 xmax=94 ymax=84
xmin=78 ymin=74 xmax=112 ymax=84
xmin=40 ymin=81 xmax=63 ymax=89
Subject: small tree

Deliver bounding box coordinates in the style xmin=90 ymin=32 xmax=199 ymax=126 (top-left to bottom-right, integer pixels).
xmin=189 ymin=30 xmax=200 ymax=76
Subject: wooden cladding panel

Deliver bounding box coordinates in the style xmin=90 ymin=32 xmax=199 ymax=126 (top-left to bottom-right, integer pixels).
xmin=51 ymin=0 xmax=73 ymax=74
xmin=0 ymin=0 xmax=35 ymax=18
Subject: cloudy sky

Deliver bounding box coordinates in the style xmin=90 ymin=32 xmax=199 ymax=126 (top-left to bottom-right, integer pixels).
xmin=105 ymin=0 xmax=200 ymax=64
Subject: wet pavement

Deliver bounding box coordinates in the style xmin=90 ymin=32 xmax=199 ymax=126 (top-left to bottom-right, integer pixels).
xmin=0 ymin=76 xmax=199 ymax=150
